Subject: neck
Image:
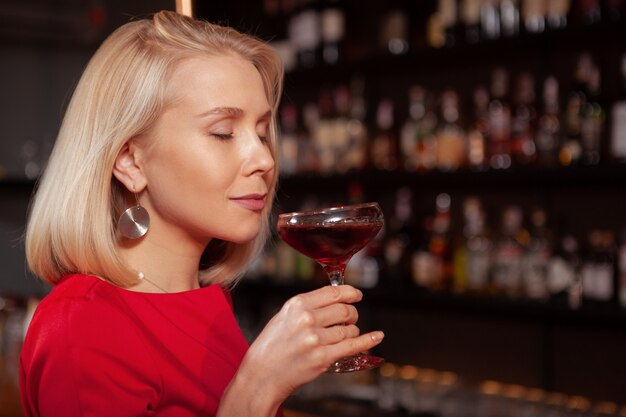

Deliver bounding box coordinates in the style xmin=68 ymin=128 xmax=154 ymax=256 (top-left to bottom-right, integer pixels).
xmin=119 ymin=232 xmax=208 ymax=293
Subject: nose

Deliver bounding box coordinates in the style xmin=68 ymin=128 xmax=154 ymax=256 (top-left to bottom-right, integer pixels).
xmin=241 ymin=131 xmax=275 ymax=177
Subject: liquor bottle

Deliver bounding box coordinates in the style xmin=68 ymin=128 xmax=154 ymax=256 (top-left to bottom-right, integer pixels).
xmin=461 ymin=0 xmax=482 ymax=44
xmin=400 ymin=86 xmax=438 ymax=172
xmin=438 ymin=0 xmax=459 ymax=47
xmin=299 ymin=102 xmax=321 ymax=173
xmin=500 ymin=0 xmax=521 ymax=37
xmin=454 ymin=196 xmax=492 ymax=293
xmin=370 ymin=98 xmax=399 ymax=171
xmin=345 ymin=77 xmax=369 ymax=171
xmin=430 ymin=193 xmax=454 ymax=291
xmin=436 ymin=89 xmax=467 ymax=171
xmin=332 ymin=85 xmax=353 ymax=173
xmin=278 ymin=103 xmax=299 ymax=176
xmin=560 ymin=54 xmax=592 ymax=166
xmin=467 ymin=86 xmax=490 ymax=171
xmin=603 ymin=0 xmax=623 ymax=22
xmin=320 ymin=0 xmax=346 ymax=65
xmin=511 ymin=73 xmax=538 ymax=166
xmin=547 ymin=235 xmax=580 ymax=308
xmin=488 ymin=67 xmax=513 ymax=169
xmin=379 ymin=4 xmax=409 ymax=55
xmin=480 ymin=0 xmax=501 ymax=40
xmin=522 ymin=0 xmax=546 ymax=33
xmin=264 ymin=0 xmax=296 ymax=71
xmin=383 ymin=187 xmax=415 ymax=286
xmin=573 ymin=0 xmax=602 ymax=25
xmin=288 ymin=0 xmax=321 ymax=69
xmin=522 ymin=207 xmax=553 ymax=300
xmin=492 ymin=205 xmax=528 ymax=297
xmin=581 ymin=230 xmax=616 ymax=307
xmin=535 ymin=76 xmax=562 ymax=167
xmin=580 ymin=65 xmax=605 ymax=165
xmin=312 ymin=88 xmax=336 ymax=174
xmin=611 ymin=54 xmax=626 ymax=162
xmin=546 ymin=0 xmax=571 ymax=29
xmin=411 ymin=194 xmax=453 ymax=291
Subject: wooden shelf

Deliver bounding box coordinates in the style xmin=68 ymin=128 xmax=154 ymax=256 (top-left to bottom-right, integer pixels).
xmin=233 ymin=279 xmax=626 ymax=331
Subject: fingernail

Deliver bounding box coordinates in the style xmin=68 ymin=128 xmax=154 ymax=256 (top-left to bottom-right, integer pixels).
xmin=371 ymin=331 xmax=384 ymax=342
xmin=356 ymin=289 xmax=363 ymax=299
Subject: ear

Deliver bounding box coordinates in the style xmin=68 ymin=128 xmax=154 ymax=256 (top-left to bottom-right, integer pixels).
xmin=112 ymin=140 xmax=147 ymax=193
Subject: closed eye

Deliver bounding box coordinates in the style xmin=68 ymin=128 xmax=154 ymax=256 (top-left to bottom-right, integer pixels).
xmin=211 ymin=133 xmax=234 ymax=140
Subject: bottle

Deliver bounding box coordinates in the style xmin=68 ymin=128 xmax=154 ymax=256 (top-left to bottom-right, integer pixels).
xmin=573 ymin=0 xmax=602 ymax=25
xmin=522 ymin=0 xmax=546 ymax=33
xmin=480 ymin=0 xmax=501 ymax=40
xmin=379 ymin=4 xmax=409 ymax=55
xmin=492 ymin=205 xmax=528 ymax=297
xmin=522 ymin=207 xmax=553 ymax=300
xmin=454 ymin=196 xmax=492 ymax=293
xmin=488 ymin=67 xmax=513 ymax=170
xmin=500 ymin=0 xmax=521 ymax=37
xmin=546 ymin=0 xmax=571 ymax=29
xmin=320 ymin=0 xmax=346 ymax=65
xmin=511 ymin=73 xmax=538 ymax=166
xmin=618 ymin=230 xmax=626 ymax=308
xmin=264 ymin=0 xmax=296 ymax=72
xmin=438 ymin=0 xmax=459 ymax=47
xmin=345 ymin=77 xmax=369 ymax=171
xmin=278 ymin=103 xmax=299 ymax=176
xmin=400 ymin=86 xmax=424 ymax=171
xmin=332 ymin=85 xmax=353 ymax=173
xmin=547 ymin=235 xmax=581 ymax=308
xmin=467 ymin=86 xmax=490 ymax=171
xmin=412 ymin=194 xmax=453 ymax=292
xmin=461 ymin=0 xmax=482 ymax=44
xmin=382 ymin=187 xmax=415 ymax=286
xmin=560 ymin=53 xmax=592 ymax=166
xmin=288 ymin=0 xmax=321 ymax=69
xmin=430 ymin=193 xmax=454 ymax=291
xmin=370 ymin=98 xmax=399 ymax=171
xmin=580 ymin=64 xmax=605 ymax=165
xmin=535 ymin=76 xmax=562 ymax=167
xmin=581 ymin=230 xmax=617 ymax=307
xmin=400 ymin=86 xmax=438 ymax=172
xmin=299 ymin=102 xmax=321 ymax=173
xmin=603 ymin=0 xmax=623 ymax=22
xmin=611 ymin=54 xmax=626 ymax=162
xmin=312 ymin=88 xmax=336 ymax=174
xmin=436 ymin=89 xmax=467 ymax=171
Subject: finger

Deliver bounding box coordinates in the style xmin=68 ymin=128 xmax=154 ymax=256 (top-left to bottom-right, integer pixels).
xmin=326 ymin=331 xmax=385 ymax=360
xmin=316 ymin=324 xmax=359 ymax=346
xmin=314 ymin=303 xmax=358 ymax=327
xmin=293 ymin=285 xmax=363 ymax=310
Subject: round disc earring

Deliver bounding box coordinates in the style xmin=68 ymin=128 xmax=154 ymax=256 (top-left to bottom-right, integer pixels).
xmin=117 ymin=191 xmax=150 ymax=239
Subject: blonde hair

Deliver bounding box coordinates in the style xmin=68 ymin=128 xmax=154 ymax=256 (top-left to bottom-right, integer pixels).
xmin=25 ymin=11 xmax=284 ymax=288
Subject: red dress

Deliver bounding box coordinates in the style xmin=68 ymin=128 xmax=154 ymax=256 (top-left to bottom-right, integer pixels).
xmin=20 ymin=273 xmax=283 ymax=417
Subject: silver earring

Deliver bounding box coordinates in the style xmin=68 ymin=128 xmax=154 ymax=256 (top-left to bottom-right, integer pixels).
xmin=117 ymin=191 xmax=150 ymax=239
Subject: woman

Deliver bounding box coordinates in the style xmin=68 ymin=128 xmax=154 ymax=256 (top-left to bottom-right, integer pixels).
xmin=20 ymin=10 xmax=384 ymax=417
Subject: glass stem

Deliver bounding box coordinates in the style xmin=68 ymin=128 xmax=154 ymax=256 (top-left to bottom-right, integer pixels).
xmin=323 ymin=265 xmax=346 ymax=286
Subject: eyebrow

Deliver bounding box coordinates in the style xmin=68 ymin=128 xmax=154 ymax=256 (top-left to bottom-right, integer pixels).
xmin=195 ymin=107 xmax=243 ymax=118
xmin=195 ymin=107 xmax=272 ymax=120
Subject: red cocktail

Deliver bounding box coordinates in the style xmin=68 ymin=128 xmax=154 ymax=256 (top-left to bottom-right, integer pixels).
xmin=277 ymin=202 xmax=385 ymax=372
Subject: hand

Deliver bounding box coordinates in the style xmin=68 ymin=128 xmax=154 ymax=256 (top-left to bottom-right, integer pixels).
xmin=238 ymin=285 xmax=384 ymax=404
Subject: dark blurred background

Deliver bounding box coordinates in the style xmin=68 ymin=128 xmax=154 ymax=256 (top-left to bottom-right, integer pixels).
xmin=2 ymin=1 xmax=626 ymax=416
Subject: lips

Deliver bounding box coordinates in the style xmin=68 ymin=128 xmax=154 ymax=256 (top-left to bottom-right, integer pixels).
xmin=230 ymin=194 xmax=267 ymax=211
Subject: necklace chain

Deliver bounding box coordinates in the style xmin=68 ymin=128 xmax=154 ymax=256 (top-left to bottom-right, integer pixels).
xmin=137 ymin=271 xmax=169 ymax=293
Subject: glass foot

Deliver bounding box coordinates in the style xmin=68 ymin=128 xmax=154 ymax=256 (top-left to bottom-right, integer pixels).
xmin=327 ymin=354 xmax=385 ymax=373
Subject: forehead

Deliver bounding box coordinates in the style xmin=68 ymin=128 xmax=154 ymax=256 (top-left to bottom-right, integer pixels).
xmin=165 ymin=54 xmax=268 ymax=108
